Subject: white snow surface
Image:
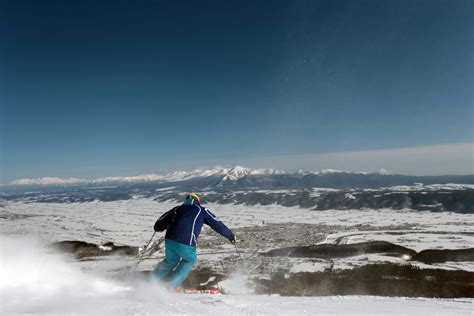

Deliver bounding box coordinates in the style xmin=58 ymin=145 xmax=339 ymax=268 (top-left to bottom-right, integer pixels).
xmin=1 ymin=199 xmax=473 ymax=250
xmin=1 ymin=199 xmax=474 ymax=314
xmin=1 ymin=199 xmax=473 ymax=274
xmin=1 ymin=235 xmax=473 ymax=316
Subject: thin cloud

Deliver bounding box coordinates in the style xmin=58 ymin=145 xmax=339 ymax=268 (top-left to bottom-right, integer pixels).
xmin=239 ymin=143 xmax=474 ymax=176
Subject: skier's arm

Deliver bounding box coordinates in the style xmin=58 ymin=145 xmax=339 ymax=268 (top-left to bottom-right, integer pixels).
xmin=153 ymin=207 xmax=177 ymax=232
xmin=203 ymin=208 xmax=235 ymax=241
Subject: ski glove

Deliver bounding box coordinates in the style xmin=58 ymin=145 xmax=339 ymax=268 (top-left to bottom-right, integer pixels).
xmin=229 ymin=235 xmax=236 ymax=244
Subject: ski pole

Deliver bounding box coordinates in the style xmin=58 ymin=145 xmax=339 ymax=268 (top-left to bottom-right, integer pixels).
xmin=233 ymin=243 xmax=251 ymax=275
xmin=135 ymin=232 xmax=156 ymax=269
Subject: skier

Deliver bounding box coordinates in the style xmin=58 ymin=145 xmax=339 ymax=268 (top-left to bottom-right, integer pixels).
xmin=152 ymin=193 xmax=235 ymax=290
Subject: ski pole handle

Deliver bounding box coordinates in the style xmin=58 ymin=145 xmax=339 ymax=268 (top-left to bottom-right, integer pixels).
xmin=143 ymin=232 xmax=156 ymax=250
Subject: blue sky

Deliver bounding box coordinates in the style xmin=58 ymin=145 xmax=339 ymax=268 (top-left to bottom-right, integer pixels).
xmin=1 ymin=0 xmax=473 ymax=183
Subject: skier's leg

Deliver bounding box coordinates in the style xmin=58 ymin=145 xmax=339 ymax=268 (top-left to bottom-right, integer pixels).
xmin=152 ymin=239 xmax=180 ymax=280
xmin=166 ymin=243 xmax=197 ymax=289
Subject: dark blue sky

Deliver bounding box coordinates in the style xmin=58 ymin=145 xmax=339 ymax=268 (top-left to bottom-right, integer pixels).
xmin=1 ymin=0 xmax=473 ymax=182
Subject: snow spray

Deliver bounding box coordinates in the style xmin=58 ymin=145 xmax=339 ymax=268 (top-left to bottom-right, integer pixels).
xmin=218 ymin=270 xmax=255 ymax=295
xmin=0 ymin=234 xmax=174 ymax=314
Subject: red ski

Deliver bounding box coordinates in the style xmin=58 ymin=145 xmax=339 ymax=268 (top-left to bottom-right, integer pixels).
xmin=177 ymin=287 xmax=222 ymax=295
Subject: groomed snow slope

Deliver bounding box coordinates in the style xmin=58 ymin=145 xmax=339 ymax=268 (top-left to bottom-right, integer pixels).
xmin=1 ymin=235 xmax=472 ymax=316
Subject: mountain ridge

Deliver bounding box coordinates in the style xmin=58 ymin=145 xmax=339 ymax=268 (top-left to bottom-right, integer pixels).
xmin=4 ymin=165 xmax=474 ymax=190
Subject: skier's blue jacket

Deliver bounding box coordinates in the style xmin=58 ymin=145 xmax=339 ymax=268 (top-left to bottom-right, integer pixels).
xmin=154 ymin=204 xmax=234 ymax=246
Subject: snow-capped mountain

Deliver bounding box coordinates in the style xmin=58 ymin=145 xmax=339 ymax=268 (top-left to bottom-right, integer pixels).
xmin=9 ymin=177 xmax=88 ymax=186
xmin=6 ymin=166 xmax=286 ymax=187
xmin=221 ymin=165 xmax=284 ymax=181
xmin=3 ymin=166 xmax=474 ymax=213
xmin=5 ymin=166 xmax=474 ymax=195
xmin=155 ymin=166 xmax=284 ymax=182
xmin=317 ymin=169 xmax=368 ymax=175
xmin=8 ymin=174 xmax=167 ymax=186
xmin=92 ymin=174 xmax=165 ymax=183
xmin=5 ymin=166 xmax=379 ymax=187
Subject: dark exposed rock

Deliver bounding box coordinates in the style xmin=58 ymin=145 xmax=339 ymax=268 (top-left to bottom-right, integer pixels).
xmin=53 ymin=240 xmax=138 ymax=259
xmin=138 ymin=264 xmax=474 ymax=298
xmin=263 ymin=240 xmax=474 ymax=266
xmin=50 ymin=236 xmax=474 ymax=298
xmin=264 ymin=241 xmax=417 ymax=259
xmin=414 ymin=248 xmax=474 ymax=264
xmin=255 ymin=264 xmax=474 ymax=298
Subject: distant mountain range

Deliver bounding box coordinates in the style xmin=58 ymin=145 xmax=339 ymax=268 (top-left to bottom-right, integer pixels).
xmin=5 ymin=165 xmax=474 ymax=190
xmin=2 ymin=166 xmax=473 ymax=214
xmin=7 ymin=166 xmax=284 ymax=186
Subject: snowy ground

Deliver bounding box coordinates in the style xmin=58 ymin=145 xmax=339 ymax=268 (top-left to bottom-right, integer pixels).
xmin=1 ymin=199 xmax=474 ymax=314
xmin=2 ymin=199 xmax=473 ymax=246
xmin=2 ymin=199 xmax=473 ymax=269
xmin=1 ymin=235 xmax=473 ymax=316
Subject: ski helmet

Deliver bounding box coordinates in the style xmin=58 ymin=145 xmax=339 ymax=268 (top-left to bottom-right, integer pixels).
xmin=184 ymin=193 xmax=201 ymax=205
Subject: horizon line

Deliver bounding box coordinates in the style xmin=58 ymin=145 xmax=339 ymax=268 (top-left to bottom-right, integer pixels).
xmin=2 ymin=142 xmax=473 ymax=186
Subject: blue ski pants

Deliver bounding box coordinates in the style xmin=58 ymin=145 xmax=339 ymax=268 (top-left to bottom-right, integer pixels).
xmin=153 ymin=239 xmax=197 ymax=289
